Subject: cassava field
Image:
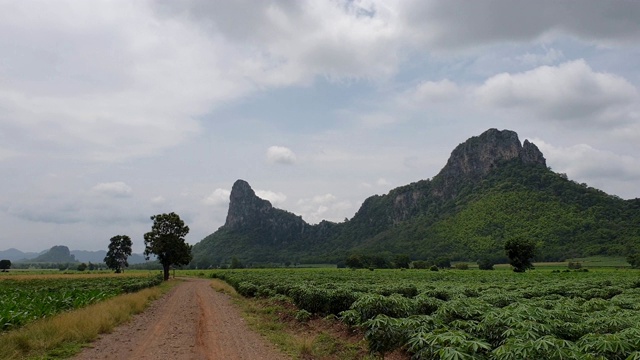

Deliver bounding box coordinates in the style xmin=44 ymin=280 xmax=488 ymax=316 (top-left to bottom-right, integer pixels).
xmin=194 ymin=267 xmax=640 ymax=360
xmin=0 ymin=272 xmax=163 ymax=332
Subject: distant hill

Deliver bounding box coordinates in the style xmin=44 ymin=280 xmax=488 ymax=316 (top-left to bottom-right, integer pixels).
xmin=191 ymin=128 xmax=640 ymax=267
xmin=70 ymin=250 xmax=149 ymax=264
xmin=31 ymin=245 xmax=77 ymax=263
xmin=0 ymin=247 xmax=149 ymax=264
xmin=0 ymin=248 xmax=41 ymax=262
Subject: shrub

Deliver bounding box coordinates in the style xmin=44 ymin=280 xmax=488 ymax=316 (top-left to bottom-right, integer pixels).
xmin=568 ymin=261 xmax=582 ymax=269
xmin=478 ymin=258 xmax=495 ymax=270
xmin=295 ymin=309 xmax=312 ymax=323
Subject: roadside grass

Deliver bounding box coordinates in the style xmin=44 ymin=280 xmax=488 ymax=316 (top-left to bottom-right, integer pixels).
xmin=0 ymin=279 xmax=176 ymax=360
xmin=209 ymin=278 xmax=380 ymax=359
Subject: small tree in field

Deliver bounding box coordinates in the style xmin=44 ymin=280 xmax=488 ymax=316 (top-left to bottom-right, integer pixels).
xmin=104 ymin=235 xmax=133 ymax=273
xmin=144 ymin=212 xmax=192 ymax=281
xmin=505 ymin=238 xmax=536 ymax=272
xmin=0 ymin=259 xmax=11 ymax=272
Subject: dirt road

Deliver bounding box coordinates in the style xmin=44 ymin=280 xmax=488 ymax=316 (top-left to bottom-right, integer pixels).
xmin=74 ymin=278 xmax=288 ymax=360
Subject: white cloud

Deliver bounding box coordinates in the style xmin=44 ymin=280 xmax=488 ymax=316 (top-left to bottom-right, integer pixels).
xmin=203 ymin=189 xmax=231 ymax=206
xmin=401 ymin=79 xmax=462 ymax=107
xmin=266 ymin=146 xmax=297 ymax=164
xmin=535 ymin=139 xmax=640 ymax=198
xmin=516 ymin=47 xmax=565 ymax=67
xmin=312 ymin=193 xmax=337 ymax=204
xmin=255 ymin=190 xmax=287 ymax=205
xmin=296 ymin=193 xmax=353 ymax=224
xmin=150 ymin=196 xmax=166 ymax=206
xmin=156 ymin=1 xmax=403 ymax=82
xmin=91 ymin=182 xmax=133 ymax=198
xmin=476 ymin=60 xmax=638 ymax=125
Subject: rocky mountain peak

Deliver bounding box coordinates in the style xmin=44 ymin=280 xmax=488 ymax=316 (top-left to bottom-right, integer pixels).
xmin=224 ymin=179 xmax=273 ymax=230
xmin=433 ymin=128 xmax=546 ymax=199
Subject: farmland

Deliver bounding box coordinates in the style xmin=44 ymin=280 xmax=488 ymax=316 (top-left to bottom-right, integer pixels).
xmin=203 ymin=268 xmax=640 ymax=359
xmin=0 ymin=273 xmax=163 ymax=331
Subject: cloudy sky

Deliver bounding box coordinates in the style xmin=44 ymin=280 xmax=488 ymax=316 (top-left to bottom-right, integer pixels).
xmin=1 ymin=0 xmax=639 ymax=253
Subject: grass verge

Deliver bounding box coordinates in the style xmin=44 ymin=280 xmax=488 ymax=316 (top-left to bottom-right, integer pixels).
xmin=208 ymin=279 xmax=381 ymax=359
xmin=0 ymin=280 xmax=176 ymax=360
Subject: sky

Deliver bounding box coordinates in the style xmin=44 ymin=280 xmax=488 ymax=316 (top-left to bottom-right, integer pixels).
xmin=1 ymin=0 xmax=640 ymax=253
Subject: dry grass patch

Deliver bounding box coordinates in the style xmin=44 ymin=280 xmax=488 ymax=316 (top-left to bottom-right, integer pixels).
xmin=209 ymin=278 xmax=239 ymax=297
xmin=0 ymin=280 xmax=175 ymax=360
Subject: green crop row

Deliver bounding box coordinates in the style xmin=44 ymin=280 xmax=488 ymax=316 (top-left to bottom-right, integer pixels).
xmin=0 ymin=274 xmax=162 ymax=331
xmin=207 ymin=268 xmax=640 ymax=359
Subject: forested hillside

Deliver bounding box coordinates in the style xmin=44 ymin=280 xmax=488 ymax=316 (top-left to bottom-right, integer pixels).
xmin=190 ymin=129 xmax=640 ymax=267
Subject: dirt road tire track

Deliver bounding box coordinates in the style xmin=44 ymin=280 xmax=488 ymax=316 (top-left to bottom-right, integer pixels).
xmin=74 ymin=278 xmax=288 ymax=360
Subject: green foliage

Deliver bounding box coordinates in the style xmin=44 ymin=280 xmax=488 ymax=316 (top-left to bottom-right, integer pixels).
xmin=191 ymin=158 xmax=640 ymax=267
xmin=104 ymin=235 xmax=133 ymax=273
xmin=230 ymin=257 xmax=244 ymax=269
xmin=205 ymin=267 xmax=640 ymax=359
xmin=144 ymin=212 xmax=192 ymax=280
xmin=0 ymin=275 xmax=162 ymax=331
xmin=412 ymin=260 xmax=430 ymax=269
xmin=294 ymin=309 xmax=312 ymax=323
xmin=477 ymin=258 xmax=495 ymax=270
xmin=567 ymin=261 xmax=583 ymax=269
xmin=628 ymin=253 xmax=640 ymax=269
xmin=505 ymin=238 xmax=536 ymax=272
xmin=0 ymin=259 xmax=11 ymax=272
xmin=76 ymin=263 xmax=87 ymax=271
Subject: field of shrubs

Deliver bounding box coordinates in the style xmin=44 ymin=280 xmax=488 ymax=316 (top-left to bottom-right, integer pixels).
xmin=0 ymin=274 xmax=163 ymax=331
xmin=208 ymin=268 xmax=640 ymax=359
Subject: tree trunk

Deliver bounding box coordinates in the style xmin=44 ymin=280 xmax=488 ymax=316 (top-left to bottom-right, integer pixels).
xmin=163 ymin=264 xmax=170 ymax=281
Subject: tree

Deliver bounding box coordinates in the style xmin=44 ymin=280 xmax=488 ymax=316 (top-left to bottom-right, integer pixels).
xmin=504 ymin=238 xmax=536 ymax=272
xmin=104 ymin=235 xmax=133 ymax=273
xmin=77 ymin=262 xmax=88 ymax=271
xmin=393 ymin=254 xmax=411 ymax=269
xmin=477 ymin=258 xmax=495 ymax=270
xmin=435 ymin=257 xmax=451 ymax=269
xmin=230 ymin=256 xmax=244 ymax=269
xmin=345 ymin=254 xmax=363 ymax=269
xmin=628 ymin=253 xmax=640 ymax=268
xmin=0 ymin=259 xmax=11 ymax=272
xmin=144 ymin=212 xmax=192 ymax=281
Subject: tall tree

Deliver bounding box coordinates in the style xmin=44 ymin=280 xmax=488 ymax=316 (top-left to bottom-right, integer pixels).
xmin=144 ymin=212 xmax=192 ymax=281
xmin=104 ymin=235 xmax=133 ymax=273
xmin=504 ymin=238 xmax=536 ymax=272
xmin=0 ymin=259 xmax=11 ymax=272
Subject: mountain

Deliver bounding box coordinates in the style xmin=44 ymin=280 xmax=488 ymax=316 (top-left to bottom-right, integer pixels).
xmin=0 ymin=248 xmax=42 ymax=262
xmin=70 ymin=250 xmax=149 ymax=264
xmin=191 ymin=128 xmax=640 ymax=267
xmin=31 ymin=245 xmax=77 ymax=263
xmin=0 ymin=247 xmax=149 ymax=264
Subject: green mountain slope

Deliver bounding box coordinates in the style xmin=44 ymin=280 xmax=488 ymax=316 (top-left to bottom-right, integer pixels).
xmin=190 ymin=129 xmax=640 ymax=267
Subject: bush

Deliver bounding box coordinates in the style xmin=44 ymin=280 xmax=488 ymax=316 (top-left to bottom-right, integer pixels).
xmin=477 ymin=258 xmax=495 ymax=270
xmin=454 ymin=263 xmax=469 ymax=270
xmin=295 ymin=309 xmax=312 ymax=323
xmin=429 ymin=265 xmax=439 ymax=271
xmin=412 ymin=260 xmax=430 ymax=269
xmin=568 ymin=261 xmax=583 ymax=269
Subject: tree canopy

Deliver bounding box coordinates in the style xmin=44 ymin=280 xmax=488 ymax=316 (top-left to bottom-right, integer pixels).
xmin=104 ymin=235 xmax=133 ymax=273
xmin=144 ymin=212 xmax=192 ymax=280
xmin=504 ymin=237 xmax=536 ymax=272
xmin=0 ymin=259 xmax=11 ymax=272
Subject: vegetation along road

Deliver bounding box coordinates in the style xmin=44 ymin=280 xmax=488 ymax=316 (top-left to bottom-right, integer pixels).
xmin=74 ymin=278 xmax=288 ymax=360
